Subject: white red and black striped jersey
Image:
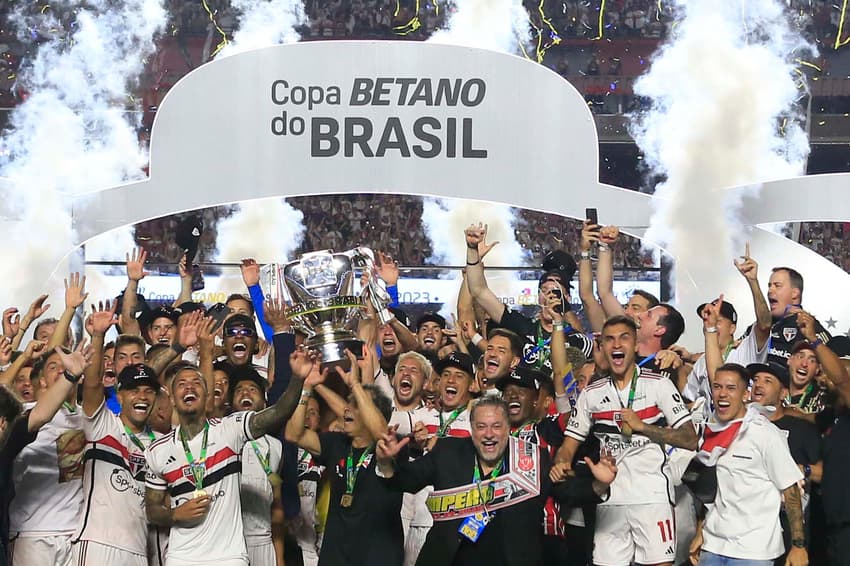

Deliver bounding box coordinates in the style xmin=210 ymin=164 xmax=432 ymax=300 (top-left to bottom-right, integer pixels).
xmin=73 ymin=401 xmax=160 ymax=555
xmin=240 ymin=434 xmax=282 ymax=541
xmin=145 ymin=411 xmax=256 ymax=565
xmin=417 ymin=407 xmax=472 ymax=439
xmin=566 ymin=369 xmax=692 ymax=506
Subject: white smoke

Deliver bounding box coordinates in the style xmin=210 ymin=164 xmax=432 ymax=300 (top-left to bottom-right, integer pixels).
xmin=215 ymin=198 xmax=305 ymax=264
xmin=0 ymin=1 xmax=166 ymax=311
xmin=216 ymin=0 xmax=306 ymax=58
xmin=631 ymin=0 xmax=811 ymax=301
xmin=428 ymin=0 xmax=530 ymax=53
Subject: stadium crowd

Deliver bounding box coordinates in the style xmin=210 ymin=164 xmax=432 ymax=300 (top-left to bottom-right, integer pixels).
xmin=1 ymin=218 xmax=849 ymax=566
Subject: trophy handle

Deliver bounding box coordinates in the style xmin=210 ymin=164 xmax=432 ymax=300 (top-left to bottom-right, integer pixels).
xmin=346 ymin=247 xmax=394 ymax=325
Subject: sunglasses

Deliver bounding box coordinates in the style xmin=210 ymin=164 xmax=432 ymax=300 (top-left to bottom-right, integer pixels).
xmin=225 ymin=327 xmax=256 ymax=338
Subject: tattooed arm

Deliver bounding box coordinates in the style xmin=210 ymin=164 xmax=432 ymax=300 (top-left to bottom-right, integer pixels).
xmin=620 ymin=410 xmax=699 ymax=451
xmin=783 ymin=484 xmax=808 ymax=566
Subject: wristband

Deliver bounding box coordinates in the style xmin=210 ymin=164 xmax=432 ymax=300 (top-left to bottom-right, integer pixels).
xmin=471 ymin=333 xmax=484 ymax=346
xmin=807 ymin=338 xmax=823 ymax=349
xmin=553 ymin=323 xmax=564 ymax=332
xmin=171 ymin=343 xmax=188 ymax=355
xmin=704 ymin=327 xmax=718 ymax=334
xmin=791 ymin=539 xmax=806 ymax=549
xmin=64 ymin=370 xmax=82 ymax=384
xmin=466 ymin=260 xmax=480 ymax=266
xmin=597 ymin=243 xmax=610 ymax=252
xmin=579 ymin=251 xmax=591 ymax=260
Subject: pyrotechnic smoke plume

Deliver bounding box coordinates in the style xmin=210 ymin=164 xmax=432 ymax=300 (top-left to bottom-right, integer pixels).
xmin=0 ymin=1 xmax=166 ymax=311
xmin=428 ymin=0 xmax=530 ymax=53
xmin=215 ymin=199 xmax=305 ymax=264
xmin=217 ymin=0 xmax=306 ymax=58
xmin=631 ymin=0 xmax=812 ymax=301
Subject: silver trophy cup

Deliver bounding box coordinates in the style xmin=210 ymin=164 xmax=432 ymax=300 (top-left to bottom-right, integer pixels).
xmin=260 ymin=248 xmax=393 ymax=366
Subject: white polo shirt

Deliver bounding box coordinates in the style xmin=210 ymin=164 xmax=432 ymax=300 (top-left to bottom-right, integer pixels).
xmin=702 ymin=414 xmax=803 ymax=560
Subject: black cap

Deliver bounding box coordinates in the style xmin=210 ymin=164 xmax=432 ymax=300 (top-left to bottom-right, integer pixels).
xmin=497 ymin=366 xmax=544 ymax=391
xmin=542 ymin=250 xmax=577 ymax=280
xmin=747 ymin=362 xmax=790 ymax=389
xmin=175 ymin=301 xmax=206 ymax=317
xmin=416 ymin=312 xmax=446 ymax=331
xmin=539 ymin=269 xmax=573 ymax=291
xmin=117 ymin=364 xmax=160 ymax=391
xmin=145 ymin=306 xmax=179 ymax=329
xmin=227 ymin=365 xmax=268 ymax=406
xmin=389 ymin=307 xmax=411 ymax=329
xmin=224 ymin=313 xmax=257 ymax=333
xmin=697 ymin=300 xmax=738 ymax=324
xmin=434 ymin=351 xmax=474 ymax=377
xmin=176 ymin=215 xmax=204 ymax=264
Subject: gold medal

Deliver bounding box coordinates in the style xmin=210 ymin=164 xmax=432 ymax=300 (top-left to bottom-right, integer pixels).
xmin=193 ymin=489 xmax=208 ymax=499
xmin=340 ymin=493 xmax=353 ymax=508
xmin=268 ymin=472 xmax=282 ymax=487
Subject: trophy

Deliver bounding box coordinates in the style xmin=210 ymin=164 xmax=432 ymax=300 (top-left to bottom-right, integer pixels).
xmin=260 ymin=247 xmax=393 ymax=365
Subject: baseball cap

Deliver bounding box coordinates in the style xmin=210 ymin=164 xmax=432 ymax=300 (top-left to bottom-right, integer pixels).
xmin=175 ymin=215 xmax=203 ymax=264
xmin=696 ymin=300 xmax=738 ymax=324
xmin=117 ymin=364 xmax=160 ymax=391
xmin=542 ymin=250 xmax=577 ymax=281
xmin=433 ymin=351 xmax=474 ymax=377
xmin=747 ymin=362 xmax=790 ymax=389
xmin=416 ymin=312 xmax=446 ymax=331
xmin=175 ymin=301 xmax=206 ymax=317
xmin=146 ymin=306 xmax=179 ymax=327
xmin=497 ymin=366 xmax=544 ymax=391
xmin=225 ymin=313 xmax=257 ymax=333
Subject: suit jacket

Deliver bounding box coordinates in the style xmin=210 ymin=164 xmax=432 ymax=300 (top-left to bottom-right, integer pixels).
xmin=381 ymin=437 xmax=604 ymax=566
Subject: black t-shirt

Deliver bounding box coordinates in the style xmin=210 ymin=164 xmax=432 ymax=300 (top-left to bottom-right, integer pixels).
xmin=495 ymin=306 xmax=593 ymax=376
xmin=314 ymin=432 xmax=404 ymax=566
xmin=767 ymin=313 xmax=830 ymax=367
xmin=451 ymin=509 xmax=508 ymax=566
xmin=1 ymin=412 xmax=37 ymax=566
xmin=772 ymin=415 xmax=822 ymax=465
xmin=821 ymin=410 xmax=850 ymax=527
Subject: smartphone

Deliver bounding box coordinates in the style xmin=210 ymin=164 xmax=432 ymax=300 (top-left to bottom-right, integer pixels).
xmin=207 ymin=303 xmax=232 ymax=328
xmin=586 ymin=207 xmax=599 ymax=227
xmin=551 ymin=288 xmax=565 ymax=314
xmin=191 ymin=264 xmax=205 ymax=292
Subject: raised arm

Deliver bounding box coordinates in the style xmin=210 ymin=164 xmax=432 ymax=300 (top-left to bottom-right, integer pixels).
xmin=198 ymin=316 xmax=222 ymax=417
xmin=82 ymin=301 xmax=118 ymax=417
xmin=149 ymin=310 xmax=202 ymax=376
xmin=250 ymin=346 xmax=312 ymax=439
xmin=578 ymin=220 xmax=606 ymax=332
xmin=283 ymin=349 xmax=325 ymax=455
xmin=48 ymin=272 xmax=88 ymax=351
xmin=464 ymin=223 xmax=507 ymax=323
xmin=734 ymin=244 xmax=771 ymax=349
xmin=340 ymin=350 xmax=388 ymax=442
xmin=702 ymin=298 xmax=724 ymax=385
xmin=0 ymin=339 xmax=47 ymax=387
xmin=29 ymin=343 xmax=92 ymax=432
xmin=9 ymin=295 xmax=50 ymax=351
xmin=241 ymin=259 xmax=275 ymax=341
xmin=173 ymin=253 xmax=193 ymax=307
xmin=121 ymin=247 xmax=148 ymax=337
xmin=596 ymin=226 xmax=626 ymax=318
xmin=798 ymin=310 xmax=850 ymax=406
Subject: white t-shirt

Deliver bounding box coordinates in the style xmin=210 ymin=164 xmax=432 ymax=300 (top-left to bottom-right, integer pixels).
xmin=685 ymin=331 xmax=767 ymax=416
xmin=145 ymin=412 xmax=256 ymax=565
xmin=566 ymin=369 xmax=692 ymax=506
xmin=240 ymin=434 xmax=282 ymax=542
xmin=10 ymin=403 xmax=85 ymax=535
xmin=702 ymin=415 xmax=803 ymax=560
xmin=73 ymin=401 xmax=160 ymax=554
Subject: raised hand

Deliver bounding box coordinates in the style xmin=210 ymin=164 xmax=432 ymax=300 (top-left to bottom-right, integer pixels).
xmin=304 ymin=361 xmax=328 ymax=388
xmin=126 ymin=247 xmax=149 ymax=282
xmin=240 ymin=258 xmax=261 ymax=287
xmin=86 ymin=300 xmax=118 ymax=336
xmin=0 ymin=337 xmax=12 ymax=366
xmin=541 ymin=292 xmax=565 ymax=324
xmin=23 ymin=339 xmax=48 ymax=360
xmin=733 ymin=242 xmax=759 ymax=281
xmin=198 ymin=316 xmax=224 ymax=348
xmin=701 ymin=295 xmax=722 ymax=329
xmin=340 ymin=349 xmax=365 ymax=387
xmin=64 ymin=272 xmax=88 ymax=309
xmin=376 ymin=251 xmax=400 ymax=286
xmin=796 ymin=310 xmax=818 ymax=342
xmin=178 ymin=253 xmax=190 ymax=280
xmin=655 ymin=349 xmax=683 ymax=370
xmin=263 ymin=298 xmax=290 ymax=333
xmin=599 ymin=225 xmax=620 ymax=246
xmin=290 ymin=346 xmax=321 ymax=380
xmin=2 ymin=308 xmax=19 ymax=338
xmin=55 ymin=340 xmax=94 ymax=377
xmin=25 ymin=294 xmax=51 ymax=322
xmin=376 ymin=426 xmax=410 ymax=461
xmin=177 ymin=311 xmax=204 ymax=348
xmin=464 ymin=222 xmax=499 ymax=258
xmin=580 ymin=219 xmax=601 ymax=252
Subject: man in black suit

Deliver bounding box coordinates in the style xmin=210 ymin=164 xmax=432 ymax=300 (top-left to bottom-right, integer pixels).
xmin=375 ymin=397 xmax=616 ymax=566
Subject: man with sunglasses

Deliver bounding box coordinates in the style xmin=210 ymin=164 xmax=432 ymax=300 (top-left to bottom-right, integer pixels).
xmin=223 ymin=315 xmax=260 ymax=368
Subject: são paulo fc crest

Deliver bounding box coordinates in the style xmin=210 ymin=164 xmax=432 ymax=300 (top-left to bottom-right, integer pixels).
xmin=783 ymin=327 xmax=797 ymax=342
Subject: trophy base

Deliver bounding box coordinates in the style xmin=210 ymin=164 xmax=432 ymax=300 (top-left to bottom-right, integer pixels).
xmin=306 ymin=337 xmax=364 ymax=369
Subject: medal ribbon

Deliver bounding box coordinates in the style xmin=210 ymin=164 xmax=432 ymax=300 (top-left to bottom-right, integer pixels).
xmin=345 ymin=443 xmax=374 ymax=495
xmin=613 ymin=354 xmax=656 ymax=412
xmin=438 ymin=407 xmax=465 ymax=437
xmin=472 ymin=456 xmax=503 ymax=508
xmin=510 ymin=420 xmax=539 ymax=438
xmin=124 ymin=425 xmax=155 ymax=453
xmin=62 ymin=401 xmax=76 ymax=413
xmin=250 ymin=439 xmax=274 ymax=477
xmin=179 ymin=421 xmax=209 ymax=491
